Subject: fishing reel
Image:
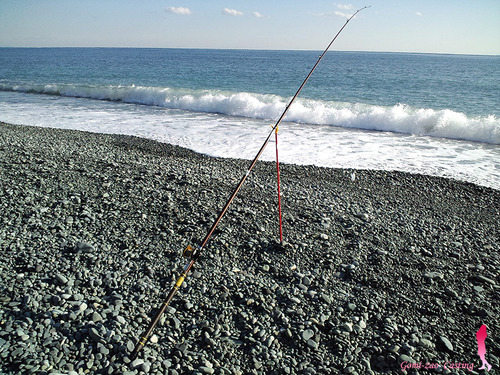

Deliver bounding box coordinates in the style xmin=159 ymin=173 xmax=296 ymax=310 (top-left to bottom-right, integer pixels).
xmin=182 ymin=245 xmax=201 ymax=260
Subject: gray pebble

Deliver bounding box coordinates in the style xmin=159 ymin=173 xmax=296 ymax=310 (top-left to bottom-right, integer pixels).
xmin=126 ymin=340 xmax=135 ymax=353
xmin=54 ymin=273 xmax=68 ymax=285
xmin=439 ymin=336 xmax=454 ymax=352
xmin=301 ymin=329 xmax=314 ymax=341
xmin=320 ymin=294 xmax=333 ymax=304
xmin=342 ymin=323 xmax=353 ymax=333
xmin=131 ymin=358 xmax=144 ymax=369
xmin=88 ymin=327 xmax=103 ymax=343
xmin=474 ymin=275 xmax=496 ymax=285
xmin=77 ymin=302 xmax=88 ymax=312
xmin=306 ymin=339 xmax=318 ymax=350
xmin=199 ymin=366 xmax=215 ymax=374
xmin=91 ymin=312 xmax=103 ymax=322
xmin=76 ymin=242 xmax=94 ymax=253
xmin=419 ymin=338 xmax=434 ymax=349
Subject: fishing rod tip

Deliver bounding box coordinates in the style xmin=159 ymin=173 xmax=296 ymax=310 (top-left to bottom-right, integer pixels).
xmin=356 ymin=5 xmax=371 ymax=13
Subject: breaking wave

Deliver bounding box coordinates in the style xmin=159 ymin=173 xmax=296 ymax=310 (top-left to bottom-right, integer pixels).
xmin=1 ymin=83 xmax=498 ymax=144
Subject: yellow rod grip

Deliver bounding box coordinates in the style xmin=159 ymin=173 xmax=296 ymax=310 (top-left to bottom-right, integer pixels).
xmin=175 ymin=273 xmax=186 ymax=288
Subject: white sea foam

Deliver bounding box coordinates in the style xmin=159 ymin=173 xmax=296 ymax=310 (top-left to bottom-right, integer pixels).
xmin=1 ymin=90 xmax=499 ymax=190
xmin=1 ymin=83 xmax=499 ymax=145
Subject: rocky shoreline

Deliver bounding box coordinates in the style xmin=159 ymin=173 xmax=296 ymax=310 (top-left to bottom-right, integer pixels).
xmin=0 ymin=122 xmax=498 ymax=374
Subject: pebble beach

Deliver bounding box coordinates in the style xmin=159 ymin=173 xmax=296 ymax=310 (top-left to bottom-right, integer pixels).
xmin=0 ymin=122 xmax=498 ymax=374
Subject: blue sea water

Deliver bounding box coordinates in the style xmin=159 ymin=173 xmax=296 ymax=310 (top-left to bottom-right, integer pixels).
xmin=0 ymin=48 xmax=499 ymax=188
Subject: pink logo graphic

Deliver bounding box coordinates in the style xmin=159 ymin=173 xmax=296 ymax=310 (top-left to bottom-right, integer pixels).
xmin=476 ymin=325 xmax=492 ymax=371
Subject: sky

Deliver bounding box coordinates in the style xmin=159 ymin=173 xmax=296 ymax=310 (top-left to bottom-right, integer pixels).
xmin=0 ymin=0 xmax=499 ymax=55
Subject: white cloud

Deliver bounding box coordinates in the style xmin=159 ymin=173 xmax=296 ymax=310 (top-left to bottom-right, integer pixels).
xmin=336 ymin=4 xmax=353 ymax=11
xmin=313 ymin=4 xmax=354 ymax=18
xmin=416 ymin=11 xmax=423 ymax=16
xmin=253 ymin=11 xmax=265 ymax=18
xmin=166 ymin=7 xmax=192 ymax=15
xmin=334 ymin=11 xmax=350 ymax=19
xmin=223 ymin=8 xmax=244 ymax=16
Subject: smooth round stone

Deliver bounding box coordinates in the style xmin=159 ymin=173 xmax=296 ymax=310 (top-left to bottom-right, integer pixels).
xmin=306 ymin=339 xmax=318 ymax=350
xmin=91 ymin=312 xmax=103 ymax=322
xmin=54 ymin=273 xmax=68 ymax=285
xmin=301 ymin=329 xmax=314 ymax=341
xmin=199 ymin=366 xmax=215 ymax=374
xmin=342 ymin=323 xmax=353 ymax=333
xmin=126 ymin=340 xmax=135 ymax=353
xmin=439 ymin=336 xmax=454 ymax=352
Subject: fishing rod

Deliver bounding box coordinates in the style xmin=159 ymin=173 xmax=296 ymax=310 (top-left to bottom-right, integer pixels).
xmin=131 ymin=5 xmax=370 ymax=358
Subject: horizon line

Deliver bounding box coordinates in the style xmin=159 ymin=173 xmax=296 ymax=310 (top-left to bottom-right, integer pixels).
xmin=0 ymin=46 xmax=498 ymax=57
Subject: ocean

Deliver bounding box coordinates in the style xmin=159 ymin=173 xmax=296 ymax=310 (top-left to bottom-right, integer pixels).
xmin=0 ymin=48 xmax=498 ymax=189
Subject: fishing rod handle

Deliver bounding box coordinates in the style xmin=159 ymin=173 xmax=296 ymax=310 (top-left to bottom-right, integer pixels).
xmin=131 ymin=260 xmax=194 ymax=358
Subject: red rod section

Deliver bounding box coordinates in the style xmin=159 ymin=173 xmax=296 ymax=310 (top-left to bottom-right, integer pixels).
xmin=275 ymin=127 xmax=283 ymax=244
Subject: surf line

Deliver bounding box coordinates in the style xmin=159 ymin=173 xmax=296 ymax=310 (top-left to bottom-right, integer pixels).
xmin=130 ymin=5 xmax=371 ymax=358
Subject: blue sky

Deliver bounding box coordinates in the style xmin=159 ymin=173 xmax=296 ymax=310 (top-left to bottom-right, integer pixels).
xmin=1 ymin=0 xmax=499 ymax=55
